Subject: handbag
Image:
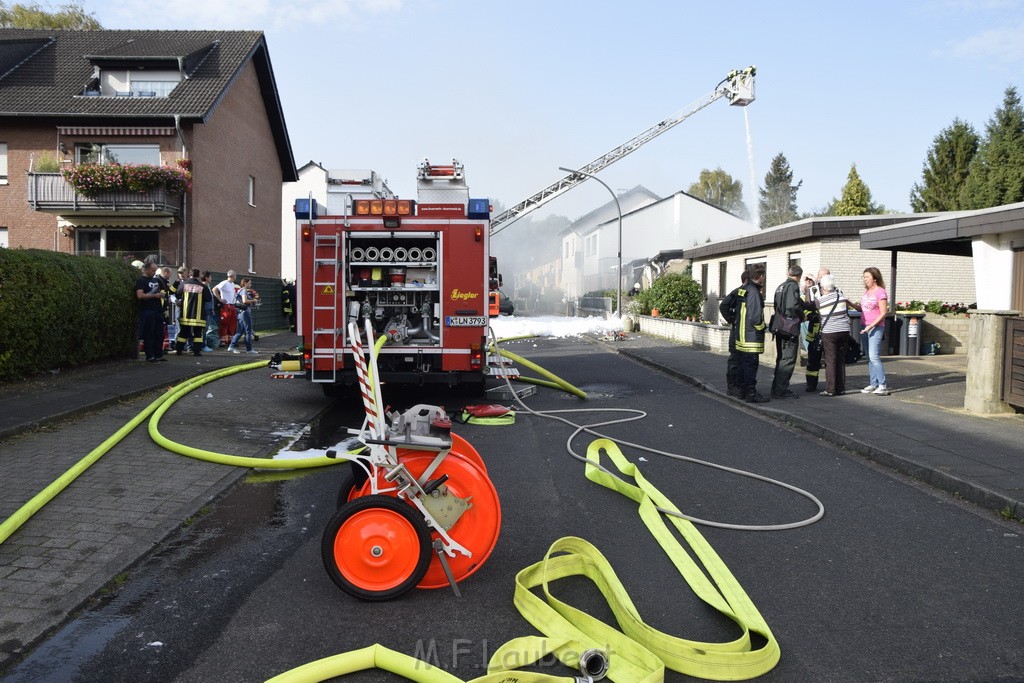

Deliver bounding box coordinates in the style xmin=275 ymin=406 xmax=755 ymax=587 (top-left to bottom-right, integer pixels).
xmin=769 ymin=312 xmax=801 ymax=339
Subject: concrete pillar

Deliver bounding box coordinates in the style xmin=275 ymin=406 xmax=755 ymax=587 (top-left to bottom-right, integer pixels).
xmin=964 ymin=310 xmax=1020 ymax=414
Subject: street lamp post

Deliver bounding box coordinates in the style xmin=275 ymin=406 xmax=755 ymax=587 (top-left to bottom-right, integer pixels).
xmin=558 ymin=167 xmax=622 ymax=323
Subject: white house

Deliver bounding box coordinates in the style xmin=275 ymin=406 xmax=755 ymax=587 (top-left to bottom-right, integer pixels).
xmin=560 ymin=186 xmax=752 ymax=297
xmin=280 ymin=161 xmax=327 ymax=282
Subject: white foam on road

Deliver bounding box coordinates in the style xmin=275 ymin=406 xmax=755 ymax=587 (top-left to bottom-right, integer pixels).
xmin=489 ymin=315 xmax=623 ymax=340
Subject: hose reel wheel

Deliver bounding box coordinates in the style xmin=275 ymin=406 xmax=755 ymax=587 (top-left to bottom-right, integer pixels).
xmin=321 ymin=494 xmax=433 ymax=601
xmin=345 ymin=450 xmax=500 ymax=590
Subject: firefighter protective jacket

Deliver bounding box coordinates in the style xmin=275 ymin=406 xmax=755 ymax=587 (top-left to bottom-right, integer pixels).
xmin=178 ymin=276 xmax=210 ymax=328
xmin=734 ymin=280 xmax=766 ymax=353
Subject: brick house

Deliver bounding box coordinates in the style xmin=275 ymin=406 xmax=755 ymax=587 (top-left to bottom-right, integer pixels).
xmin=0 ymin=28 xmax=296 ymax=274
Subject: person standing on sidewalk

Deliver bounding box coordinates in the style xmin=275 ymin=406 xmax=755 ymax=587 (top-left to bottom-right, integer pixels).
xmin=847 ymin=266 xmax=889 ymax=395
xmin=719 ymin=269 xmax=749 ymax=397
xmin=175 ymin=268 xmax=209 ymax=356
xmin=227 ymin=277 xmax=260 ymax=354
xmin=213 ymin=270 xmax=239 ymax=346
xmin=801 ymin=267 xmax=831 ymax=393
xmin=734 ymin=265 xmax=769 ymax=403
xmin=771 ymin=265 xmax=811 ymax=399
xmin=200 ymin=271 xmax=219 ymax=352
xmin=810 ymin=274 xmax=850 ymax=396
xmin=135 ymin=260 xmax=167 ymax=363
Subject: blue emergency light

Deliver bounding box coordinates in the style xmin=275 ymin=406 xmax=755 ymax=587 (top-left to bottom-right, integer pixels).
xmin=294 ymin=198 xmax=321 ymax=220
xmin=467 ymin=198 xmax=490 ymax=219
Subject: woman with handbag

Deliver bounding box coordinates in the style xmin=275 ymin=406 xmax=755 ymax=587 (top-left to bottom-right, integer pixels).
xmin=811 ymin=274 xmax=850 ymax=396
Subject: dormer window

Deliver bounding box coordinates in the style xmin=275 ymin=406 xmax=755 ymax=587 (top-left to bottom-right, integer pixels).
xmin=94 ymin=68 xmax=180 ymax=98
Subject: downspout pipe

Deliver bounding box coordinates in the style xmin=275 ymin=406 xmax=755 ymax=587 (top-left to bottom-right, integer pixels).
xmin=174 ymin=115 xmax=188 ymax=267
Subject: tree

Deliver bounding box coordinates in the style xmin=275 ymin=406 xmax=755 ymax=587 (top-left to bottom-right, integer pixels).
xmin=687 ymin=167 xmax=748 ymax=219
xmin=0 ymin=2 xmax=100 ymax=29
xmin=961 ymin=86 xmax=1024 ymax=209
xmin=758 ymin=152 xmax=802 ymax=228
xmin=909 ymin=118 xmax=979 ymax=212
xmin=832 ymin=163 xmax=886 ymax=216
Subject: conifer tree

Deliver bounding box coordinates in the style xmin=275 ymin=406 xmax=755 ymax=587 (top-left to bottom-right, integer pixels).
xmin=961 ymin=86 xmax=1024 ymax=209
xmin=833 ymin=164 xmax=874 ymax=216
xmin=758 ymin=152 xmax=802 ymax=228
xmin=909 ymin=119 xmax=979 ymax=212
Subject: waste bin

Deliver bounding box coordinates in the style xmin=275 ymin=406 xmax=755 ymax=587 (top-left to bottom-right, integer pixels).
xmin=895 ymin=312 xmax=926 ymax=355
xmin=848 ymin=310 xmax=862 ymax=342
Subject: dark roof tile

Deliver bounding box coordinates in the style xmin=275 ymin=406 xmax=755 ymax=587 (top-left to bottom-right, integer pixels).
xmin=0 ymin=28 xmax=260 ymax=119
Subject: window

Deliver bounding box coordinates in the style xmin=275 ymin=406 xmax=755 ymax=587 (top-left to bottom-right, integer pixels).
xmin=75 ymin=228 xmax=158 ymax=260
xmin=718 ymin=261 xmax=728 ymax=296
xmin=788 ymin=252 xmax=801 ymax=271
xmin=0 ymin=227 xmax=8 ymax=248
xmin=76 ymin=143 xmax=159 ymax=165
xmin=96 ymin=69 xmax=180 ymax=97
xmin=248 ymin=176 xmax=255 ymax=206
xmin=700 ymin=263 xmax=709 ymax=296
xmin=248 ymin=243 xmax=256 ymax=273
xmin=0 ymin=142 xmax=7 ymax=184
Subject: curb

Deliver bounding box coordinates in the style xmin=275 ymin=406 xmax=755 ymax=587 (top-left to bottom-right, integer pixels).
xmin=615 ymin=347 xmax=1020 ymax=520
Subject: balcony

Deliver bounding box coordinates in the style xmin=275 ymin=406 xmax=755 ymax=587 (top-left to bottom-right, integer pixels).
xmin=27 ymin=172 xmax=182 ymax=216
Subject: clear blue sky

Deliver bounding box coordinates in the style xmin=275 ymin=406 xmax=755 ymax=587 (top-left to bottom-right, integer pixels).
xmin=86 ymin=0 xmax=1024 ymax=226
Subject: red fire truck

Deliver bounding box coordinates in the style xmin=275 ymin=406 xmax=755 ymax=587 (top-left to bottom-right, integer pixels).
xmin=275 ymin=160 xmax=497 ymax=395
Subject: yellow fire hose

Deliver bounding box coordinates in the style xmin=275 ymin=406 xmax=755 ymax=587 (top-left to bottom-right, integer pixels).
xmin=0 ymin=361 xmax=348 ymax=545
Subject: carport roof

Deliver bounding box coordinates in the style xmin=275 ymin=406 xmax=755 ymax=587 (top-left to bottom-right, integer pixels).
xmin=859 ymin=202 xmax=1024 ymax=256
xmin=682 ymin=214 xmax=931 ymax=260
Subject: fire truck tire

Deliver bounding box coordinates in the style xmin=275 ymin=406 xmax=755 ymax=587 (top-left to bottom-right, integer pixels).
xmin=321 ymin=384 xmax=345 ymax=398
xmin=321 ymin=495 xmax=432 ymax=601
xmin=335 ymin=462 xmax=370 ymax=507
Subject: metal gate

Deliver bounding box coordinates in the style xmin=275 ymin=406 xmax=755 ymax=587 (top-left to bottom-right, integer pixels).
xmin=1003 ymin=316 xmax=1024 ymax=409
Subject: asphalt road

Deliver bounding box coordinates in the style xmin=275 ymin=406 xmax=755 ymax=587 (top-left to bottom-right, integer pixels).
xmin=6 ymin=336 xmax=1024 ymax=682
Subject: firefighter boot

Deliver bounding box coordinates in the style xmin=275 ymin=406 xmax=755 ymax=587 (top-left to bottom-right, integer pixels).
xmin=743 ymin=385 xmax=770 ymax=404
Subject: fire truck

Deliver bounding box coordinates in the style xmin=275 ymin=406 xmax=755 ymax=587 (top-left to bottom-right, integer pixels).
xmin=276 ymin=160 xmax=497 ymax=395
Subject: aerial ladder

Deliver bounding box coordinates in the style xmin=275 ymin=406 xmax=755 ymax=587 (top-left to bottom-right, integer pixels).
xmin=489 ymin=66 xmax=756 ymax=236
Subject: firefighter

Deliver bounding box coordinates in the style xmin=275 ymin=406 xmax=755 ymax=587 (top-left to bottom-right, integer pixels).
xmin=175 ymin=268 xmax=209 ymax=356
xmin=801 ymin=268 xmax=830 ymax=392
xmin=718 ymin=269 xmax=749 ymax=397
xmin=733 ymin=265 xmax=769 ymax=403
xmin=282 ymin=278 xmax=296 ymax=332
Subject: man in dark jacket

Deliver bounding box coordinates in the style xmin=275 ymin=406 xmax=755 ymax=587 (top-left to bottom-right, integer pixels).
xmin=719 ymin=270 xmax=749 ymax=396
xmin=771 ymin=265 xmax=814 ymax=399
xmin=733 ymin=265 xmax=769 ymax=403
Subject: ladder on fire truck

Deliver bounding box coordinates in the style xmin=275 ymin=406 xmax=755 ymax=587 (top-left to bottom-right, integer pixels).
xmin=310 ymin=233 xmax=341 ymax=384
xmin=489 ymin=66 xmax=756 ymax=236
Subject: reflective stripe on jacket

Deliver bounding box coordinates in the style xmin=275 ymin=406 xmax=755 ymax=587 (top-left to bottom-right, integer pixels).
xmin=734 ymin=281 xmax=765 ymax=353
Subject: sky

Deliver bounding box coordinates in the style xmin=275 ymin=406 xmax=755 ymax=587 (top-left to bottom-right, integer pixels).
xmin=81 ymin=0 xmax=1024 ymax=231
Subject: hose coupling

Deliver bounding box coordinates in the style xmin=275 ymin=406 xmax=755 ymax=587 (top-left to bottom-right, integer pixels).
xmin=577 ymin=648 xmax=609 ymax=681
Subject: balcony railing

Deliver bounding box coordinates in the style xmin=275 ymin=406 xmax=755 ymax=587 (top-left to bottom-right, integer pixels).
xmin=27 ymin=172 xmax=182 ymax=216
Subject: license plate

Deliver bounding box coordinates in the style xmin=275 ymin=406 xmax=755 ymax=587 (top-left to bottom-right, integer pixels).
xmin=445 ymin=316 xmax=486 ymax=327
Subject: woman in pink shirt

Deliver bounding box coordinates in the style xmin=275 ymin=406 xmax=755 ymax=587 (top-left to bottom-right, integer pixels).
xmin=846 ymin=267 xmax=889 ymax=395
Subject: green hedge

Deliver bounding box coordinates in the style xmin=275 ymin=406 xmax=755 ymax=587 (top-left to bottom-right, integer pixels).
xmin=0 ymin=249 xmax=139 ymax=380
xmin=632 ymin=272 xmax=704 ymax=320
